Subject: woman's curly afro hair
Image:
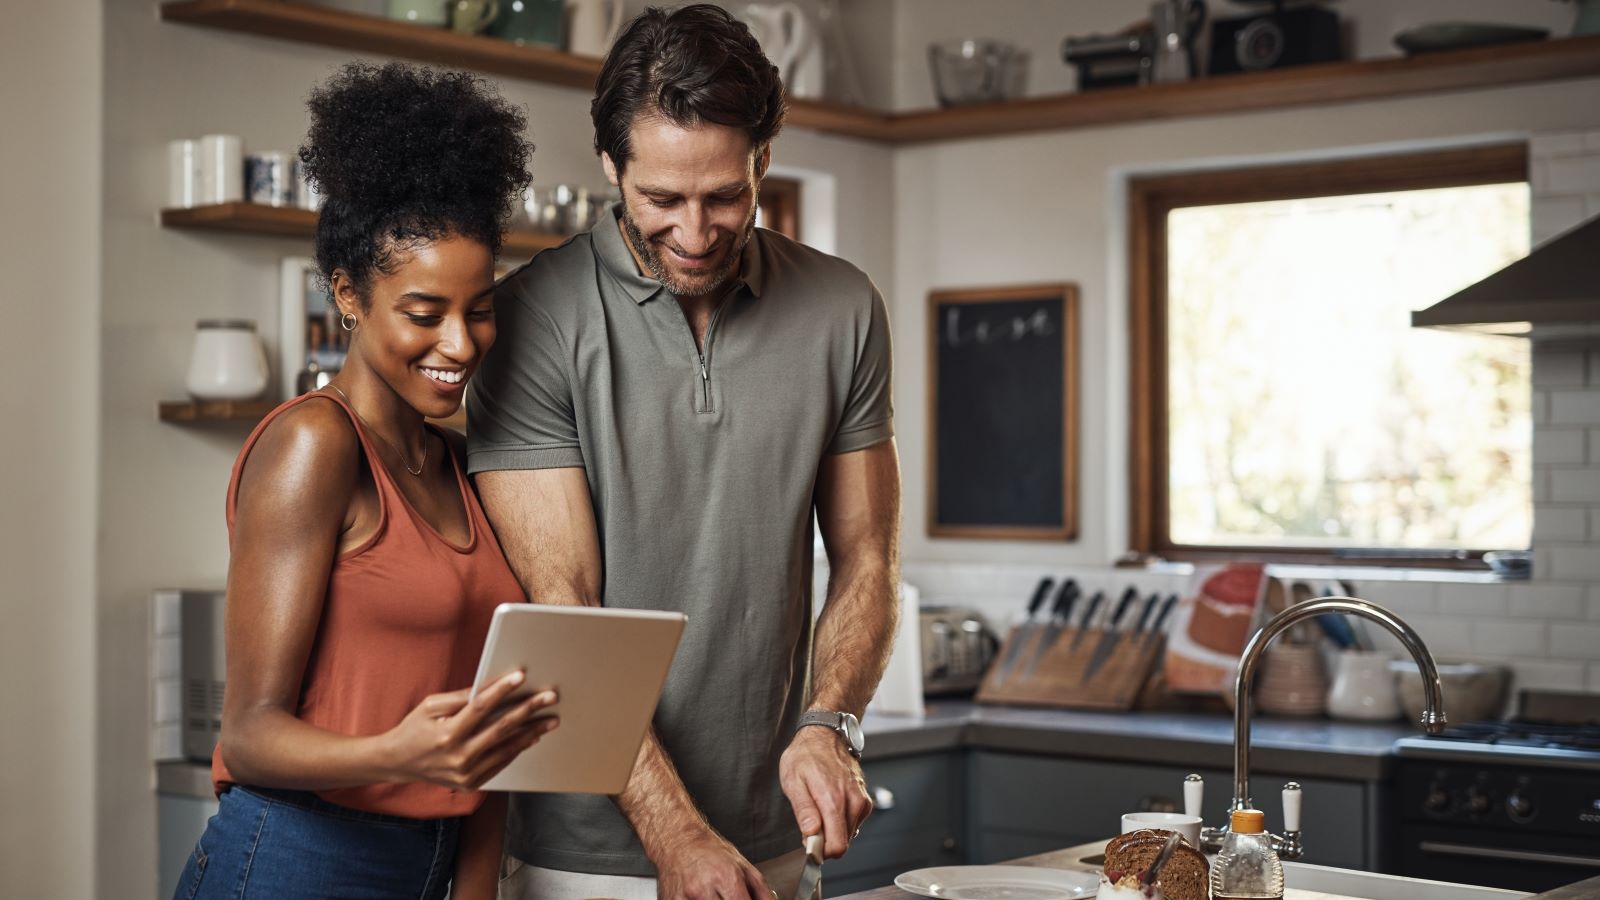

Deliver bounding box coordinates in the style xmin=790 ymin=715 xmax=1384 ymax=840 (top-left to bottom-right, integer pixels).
xmin=299 ymin=62 xmax=532 ymax=300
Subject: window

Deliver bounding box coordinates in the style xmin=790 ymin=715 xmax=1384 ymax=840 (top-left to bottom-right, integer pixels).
xmin=1129 ymin=145 xmax=1531 ymax=564
xmin=757 ymin=175 xmax=802 ymax=241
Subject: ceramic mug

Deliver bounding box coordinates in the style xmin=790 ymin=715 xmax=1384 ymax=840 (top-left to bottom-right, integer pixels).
xmin=450 ymin=0 xmax=499 ymax=34
xmin=386 ymin=0 xmax=449 ymax=26
xmin=1121 ymin=811 xmax=1203 ymax=849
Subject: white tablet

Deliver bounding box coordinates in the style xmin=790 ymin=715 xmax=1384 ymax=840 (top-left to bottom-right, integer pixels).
xmin=469 ymin=603 xmax=686 ymax=793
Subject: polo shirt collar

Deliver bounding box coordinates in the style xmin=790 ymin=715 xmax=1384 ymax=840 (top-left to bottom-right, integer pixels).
xmin=591 ymin=202 xmax=766 ymax=304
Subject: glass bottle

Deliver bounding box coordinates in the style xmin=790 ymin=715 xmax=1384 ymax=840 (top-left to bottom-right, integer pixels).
xmin=1210 ymin=808 xmax=1284 ymax=900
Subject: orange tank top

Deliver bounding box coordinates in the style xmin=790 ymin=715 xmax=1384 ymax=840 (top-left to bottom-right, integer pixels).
xmin=211 ymin=392 xmax=526 ymax=819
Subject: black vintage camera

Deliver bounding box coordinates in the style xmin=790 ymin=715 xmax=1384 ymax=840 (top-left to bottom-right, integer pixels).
xmin=1208 ymin=2 xmax=1342 ymax=75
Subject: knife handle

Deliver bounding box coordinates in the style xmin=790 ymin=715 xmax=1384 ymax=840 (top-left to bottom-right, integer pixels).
xmin=1131 ymin=593 xmax=1159 ymax=634
xmin=1077 ymin=591 xmax=1105 ymax=628
xmin=1049 ymin=579 xmax=1078 ymax=620
xmin=1107 ymin=588 xmax=1138 ymax=628
xmin=1025 ymin=577 xmax=1054 ymax=619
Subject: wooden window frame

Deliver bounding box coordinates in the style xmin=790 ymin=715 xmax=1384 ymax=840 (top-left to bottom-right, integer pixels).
xmin=1127 ymin=142 xmax=1528 ymax=568
xmin=758 ymin=175 xmax=802 ymax=241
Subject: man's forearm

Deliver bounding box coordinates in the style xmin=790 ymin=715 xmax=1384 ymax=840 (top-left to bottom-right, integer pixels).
xmin=809 ymin=558 xmax=900 ymax=715
xmin=615 ymin=726 xmax=719 ymax=861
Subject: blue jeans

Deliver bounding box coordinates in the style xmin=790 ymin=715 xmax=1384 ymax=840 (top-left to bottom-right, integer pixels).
xmin=174 ymin=786 xmax=462 ymax=900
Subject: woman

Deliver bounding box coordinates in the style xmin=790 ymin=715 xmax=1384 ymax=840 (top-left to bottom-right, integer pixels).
xmin=176 ymin=63 xmax=552 ymax=900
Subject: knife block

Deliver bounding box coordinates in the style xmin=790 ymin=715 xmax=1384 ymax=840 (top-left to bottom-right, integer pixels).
xmin=976 ymin=626 xmax=1166 ymax=710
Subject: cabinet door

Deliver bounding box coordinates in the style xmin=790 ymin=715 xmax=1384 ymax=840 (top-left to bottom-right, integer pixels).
xmin=968 ymin=752 xmax=1369 ymax=870
xmin=823 ymin=753 xmax=962 ymax=897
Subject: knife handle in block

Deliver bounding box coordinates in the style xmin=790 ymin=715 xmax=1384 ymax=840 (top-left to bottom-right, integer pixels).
xmin=1184 ymin=773 xmax=1203 ymax=819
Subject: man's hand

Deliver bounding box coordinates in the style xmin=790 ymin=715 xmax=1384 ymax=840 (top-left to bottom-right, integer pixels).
xmin=653 ymin=829 xmax=773 ymax=900
xmin=779 ymin=725 xmax=873 ymax=859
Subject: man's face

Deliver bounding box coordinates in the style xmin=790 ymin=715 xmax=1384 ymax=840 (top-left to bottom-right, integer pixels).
xmin=603 ymin=116 xmax=766 ymax=297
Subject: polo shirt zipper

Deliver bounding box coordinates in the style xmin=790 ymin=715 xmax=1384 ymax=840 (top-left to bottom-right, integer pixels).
xmin=676 ymin=298 xmax=730 ymax=414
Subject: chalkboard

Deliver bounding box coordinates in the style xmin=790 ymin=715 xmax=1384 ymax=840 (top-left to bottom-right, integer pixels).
xmin=927 ymin=284 xmax=1078 ymax=540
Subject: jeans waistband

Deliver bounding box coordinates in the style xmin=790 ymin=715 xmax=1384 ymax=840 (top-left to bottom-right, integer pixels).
xmin=230 ymin=785 xmax=454 ymax=829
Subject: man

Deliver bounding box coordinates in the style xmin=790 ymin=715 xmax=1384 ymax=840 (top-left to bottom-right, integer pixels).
xmin=466 ymin=5 xmax=901 ymax=899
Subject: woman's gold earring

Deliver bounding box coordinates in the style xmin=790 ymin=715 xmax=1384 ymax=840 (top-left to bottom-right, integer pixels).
xmin=340 ymin=313 xmax=357 ymax=332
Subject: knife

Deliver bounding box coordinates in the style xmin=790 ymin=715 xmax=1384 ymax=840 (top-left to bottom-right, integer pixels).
xmin=1079 ymin=587 xmax=1140 ymax=684
xmin=1062 ymin=588 xmax=1107 ymax=656
xmin=990 ymin=576 xmax=1054 ymax=686
xmin=1018 ymin=580 xmax=1082 ymax=681
xmin=1141 ymin=593 xmax=1180 ymax=647
xmin=793 ymin=833 xmax=823 ymax=900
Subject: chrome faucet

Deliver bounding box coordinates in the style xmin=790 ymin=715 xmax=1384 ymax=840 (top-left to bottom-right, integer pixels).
xmin=1196 ymin=595 xmax=1448 ymax=859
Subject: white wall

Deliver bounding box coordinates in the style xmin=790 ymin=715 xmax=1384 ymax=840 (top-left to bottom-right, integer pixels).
xmin=0 ymin=1 xmax=101 ymax=898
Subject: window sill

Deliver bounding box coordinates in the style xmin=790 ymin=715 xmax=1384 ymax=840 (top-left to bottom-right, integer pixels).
xmin=1123 ymin=556 xmax=1517 ymax=586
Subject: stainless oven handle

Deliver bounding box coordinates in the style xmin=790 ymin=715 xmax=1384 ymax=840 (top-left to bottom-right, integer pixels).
xmin=1419 ymin=841 xmax=1600 ymax=869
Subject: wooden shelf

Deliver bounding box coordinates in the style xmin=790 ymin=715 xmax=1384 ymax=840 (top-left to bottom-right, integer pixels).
xmin=161 ymin=202 xmax=568 ymax=256
xmin=160 ymin=397 xmax=468 ymax=432
xmin=161 ymin=0 xmax=1600 ymax=144
xmin=159 ymin=398 xmax=277 ymax=424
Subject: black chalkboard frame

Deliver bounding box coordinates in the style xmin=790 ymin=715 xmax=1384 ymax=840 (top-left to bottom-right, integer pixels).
xmin=927 ymin=283 xmax=1079 ymax=541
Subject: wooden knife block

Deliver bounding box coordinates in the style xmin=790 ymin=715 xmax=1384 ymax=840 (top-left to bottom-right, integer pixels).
xmin=976 ymin=626 xmax=1166 ymax=711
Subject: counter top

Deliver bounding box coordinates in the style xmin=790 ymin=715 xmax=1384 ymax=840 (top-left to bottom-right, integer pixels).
xmin=864 ymin=700 xmax=1419 ymax=780
xmin=157 ymin=701 xmax=1421 ymax=799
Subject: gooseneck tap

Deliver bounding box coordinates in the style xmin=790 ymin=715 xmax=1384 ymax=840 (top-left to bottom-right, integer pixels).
xmin=1200 ymin=595 xmax=1447 ymax=859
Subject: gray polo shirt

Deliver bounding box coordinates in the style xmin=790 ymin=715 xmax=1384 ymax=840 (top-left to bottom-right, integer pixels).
xmin=466 ymin=206 xmax=893 ymax=875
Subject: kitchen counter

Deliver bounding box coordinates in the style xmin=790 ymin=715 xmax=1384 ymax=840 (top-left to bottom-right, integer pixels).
xmin=156 ymin=700 xmax=1421 ymax=800
xmin=864 ymin=700 xmax=1419 ymax=780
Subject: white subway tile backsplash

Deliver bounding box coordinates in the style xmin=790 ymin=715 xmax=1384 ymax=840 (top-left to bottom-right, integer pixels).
xmin=1471 ymin=620 xmax=1547 ymax=657
xmin=1547 ymin=155 xmax=1600 ymax=195
xmin=1589 ymin=428 xmax=1600 ymax=463
xmin=1583 ymin=130 xmax=1600 ymax=152
xmin=1590 ymin=586 xmax=1600 ymax=620
xmin=1532 ymin=195 xmax=1588 ymax=244
xmin=1359 ymin=580 xmax=1436 ymax=614
xmin=1589 ymin=664 xmax=1600 ymax=692
xmin=154 ymin=634 xmax=180 ymax=680
xmin=1534 ymin=505 xmax=1589 ymax=542
xmin=1438 ymin=583 xmax=1508 ymax=616
xmin=1533 ymin=131 xmax=1587 ymax=157
xmin=152 ymin=677 xmax=180 ymax=724
xmin=1401 ymin=614 xmax=1474 ymax=657
xmin=1509 ymin=583 xmax=1587 ymax=619
xmin=1535 ymin=429 xmax=1587 ymax=464
xmin=152 ymin=590 xmax=180 ymax=638
xmin=1534 ymin=352 xmax=1587 ymax=388
xmin=1549 ymin=622 xmax=1600 ymax=659
xmin=1549 ymin=467 xmax=1600 ymax=502
xmin=1548 ymin=544 xmax=1600 ymax=580
xmin=1550 ymin=391 xmax=1600 ymax=426
xmin=1533 ymin=389 xmax=1551 ymax=427
xmin=1591 ymin=356 xmax=1600 ymax=388
xmin=1590 ymin=508 xmax=1600 ymax=542
xmin=1508 ymin=659 xmax=1587 ymax=696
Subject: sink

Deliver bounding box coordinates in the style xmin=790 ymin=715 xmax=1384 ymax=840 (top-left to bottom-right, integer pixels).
xmin=1280 ymin=861 xmax=1530 ymax=900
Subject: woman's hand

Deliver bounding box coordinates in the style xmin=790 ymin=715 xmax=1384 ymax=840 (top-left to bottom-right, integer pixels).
xmin=382 ymin=669 xmax=560 ymax=790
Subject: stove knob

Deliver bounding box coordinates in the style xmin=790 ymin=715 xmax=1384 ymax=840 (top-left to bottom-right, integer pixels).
xmin=1424 ymin=785 xmax=1453 ymax=815
xmin=1506 ymin=791 xmax=1535 ymax=822
xmin=1466 ymin=786 xmax=1491 ymax=816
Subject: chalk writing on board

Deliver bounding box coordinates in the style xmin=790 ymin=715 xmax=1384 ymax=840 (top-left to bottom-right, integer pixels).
xmin=940 ymin=307 xmax=1055 ymax=348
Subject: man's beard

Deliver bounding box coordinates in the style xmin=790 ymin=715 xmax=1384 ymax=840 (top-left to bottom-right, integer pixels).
xmin=621 ymin=199 xmax=758 ymax=297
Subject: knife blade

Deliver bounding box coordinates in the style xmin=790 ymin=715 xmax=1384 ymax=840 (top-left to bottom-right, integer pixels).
xmin=1142 ymin=593 xmax=1180 ymax=646
xmin=1062 ymin=588 xmax=1107 ymax=656
xmin=990 ymin=576 xmax=1054 ymax=686
xmin=793 ymin=833 xmax=824 ymax=900
xmin=1018 ymin=580 xmax=1083 ymax=681
xmin=1079 ymin=587 xmax=1141 ymax=684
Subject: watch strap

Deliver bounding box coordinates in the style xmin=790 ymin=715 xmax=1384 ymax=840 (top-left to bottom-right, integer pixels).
xmin=797 ymin=709 xmax=863 ymax=759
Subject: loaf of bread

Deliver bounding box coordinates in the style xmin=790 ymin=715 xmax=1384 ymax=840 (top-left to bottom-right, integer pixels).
xmin=1102 ymin=829 xmax=1209 ymax=900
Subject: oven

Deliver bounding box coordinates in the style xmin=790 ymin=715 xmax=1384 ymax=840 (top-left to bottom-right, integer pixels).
xmin=1393 ymin=719 xmax=1600 ymax=893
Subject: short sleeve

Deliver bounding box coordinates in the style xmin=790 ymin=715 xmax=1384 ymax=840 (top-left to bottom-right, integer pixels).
xmin=465 ymin=281 xmax=585 ymax=473
xmin=826 ymin=283 xmax=894 ymax=455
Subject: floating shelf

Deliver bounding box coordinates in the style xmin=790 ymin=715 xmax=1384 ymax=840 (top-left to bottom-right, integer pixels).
xmin=158 ymin=398 xmax=277 ymax=424
xmin=161 ymin=0 xmax=1600 ymax=144
xmin=160 ymin=202 xmax=567 ymax=256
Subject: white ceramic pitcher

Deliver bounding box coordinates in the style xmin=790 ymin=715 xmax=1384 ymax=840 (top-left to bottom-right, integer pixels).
xmin=741 ymin=3 xmax=811 ymax=90
xmin=566 ymin=0 xmax=622 ymax=57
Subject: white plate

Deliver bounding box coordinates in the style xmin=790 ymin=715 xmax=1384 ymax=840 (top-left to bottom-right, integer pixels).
xmin=894 ymin=865 xmax=1099 ymax=899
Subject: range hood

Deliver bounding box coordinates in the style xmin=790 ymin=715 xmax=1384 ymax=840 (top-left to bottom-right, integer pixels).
xmin=1412 ymin=214 xmax=1600 ymax=345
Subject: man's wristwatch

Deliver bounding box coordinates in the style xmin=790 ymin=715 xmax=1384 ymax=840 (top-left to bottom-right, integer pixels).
xmin=797 ymin=709 xmax=864 ymax=760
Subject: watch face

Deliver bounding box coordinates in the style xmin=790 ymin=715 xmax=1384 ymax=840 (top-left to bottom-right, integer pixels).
xmin=840 ymin=712 xmax=865 ymax=753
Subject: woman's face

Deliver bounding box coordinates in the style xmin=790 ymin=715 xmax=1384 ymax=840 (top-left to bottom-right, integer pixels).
xmin=336 ymin=234 xmax=497 ymax=420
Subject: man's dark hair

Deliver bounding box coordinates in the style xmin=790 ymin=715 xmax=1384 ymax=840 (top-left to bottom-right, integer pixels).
xmin=299 ymin=62 xmax=532 ymax=300
xmin=591 ymin=4 xmax=786 ymax=174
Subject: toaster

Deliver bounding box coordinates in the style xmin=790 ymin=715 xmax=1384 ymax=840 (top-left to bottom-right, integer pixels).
xmin=919 ymin=606 xmax=998 ymax=696
xmin=180 ymin=590 xmax=228 ymax=763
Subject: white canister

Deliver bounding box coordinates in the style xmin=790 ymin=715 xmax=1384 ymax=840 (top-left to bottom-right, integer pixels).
xmin=199 ymin=134 xmax=244 ymax=205
xmin=1326 ymin=650 xmax=1401 ymax=721
xmin=186 ymin=319 xmax=269 ymax=401
xmin=167 ymin=139 xmax=201 ymax=209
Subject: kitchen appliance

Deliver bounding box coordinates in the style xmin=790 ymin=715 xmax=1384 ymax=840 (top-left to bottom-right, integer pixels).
xmin=919 ymin=605 xmax=997 ymax=696
xmin=1062 ymin=30 xmax=1153 ymax=90
xmin=1392 ymin=690 xmax=1600 ymax=891
xmin=180 ymin=590 xmax=227 ymax=763
xmin=1149 ymin=0 xmax=1206 ymax=83
xmin=1208 ymin=1 xmax=1342 ymax=76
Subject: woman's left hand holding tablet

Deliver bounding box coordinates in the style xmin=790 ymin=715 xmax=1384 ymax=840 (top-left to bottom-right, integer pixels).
xmin=379 ymin=668 xmax=560 ymax=791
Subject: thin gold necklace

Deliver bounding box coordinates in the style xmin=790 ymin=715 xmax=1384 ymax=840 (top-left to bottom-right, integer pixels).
xmin=325 ymin=384 xmax=427 ymax=477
